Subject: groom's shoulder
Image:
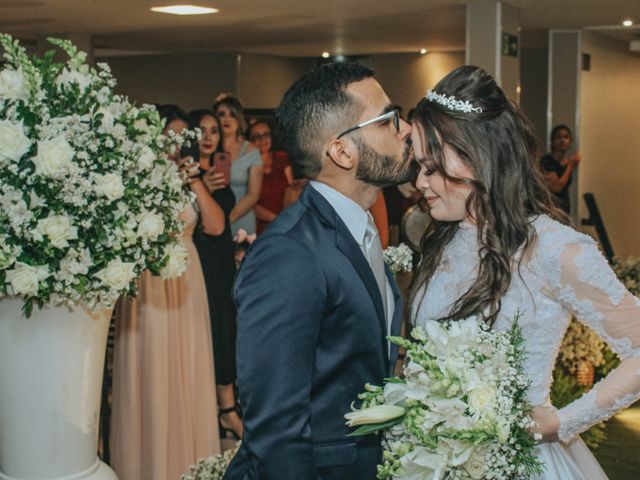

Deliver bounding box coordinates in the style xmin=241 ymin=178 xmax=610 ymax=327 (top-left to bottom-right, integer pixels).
xmin=264 ymin=194 xmax=332 ymax=242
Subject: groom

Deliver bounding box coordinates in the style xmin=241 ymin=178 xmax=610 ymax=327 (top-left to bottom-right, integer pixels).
xmin=224 ymin=62 xmax=415 ymax=480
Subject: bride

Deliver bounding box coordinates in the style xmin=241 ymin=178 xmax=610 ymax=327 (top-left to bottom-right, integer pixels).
xmin=409 ymin=65 xmax=640 ymax=479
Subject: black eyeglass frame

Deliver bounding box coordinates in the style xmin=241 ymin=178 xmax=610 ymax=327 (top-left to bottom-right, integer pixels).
xmin=336 ymin=110 xmax=400 ymax=139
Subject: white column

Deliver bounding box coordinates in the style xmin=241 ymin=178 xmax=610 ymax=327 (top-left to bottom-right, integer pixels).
xmin=466 ymin=1 xmax=521 ymax=101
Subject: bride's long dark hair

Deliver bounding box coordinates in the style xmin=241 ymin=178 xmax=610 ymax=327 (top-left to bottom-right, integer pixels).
xmin=409 ymin=66 xmax=566 ymax=327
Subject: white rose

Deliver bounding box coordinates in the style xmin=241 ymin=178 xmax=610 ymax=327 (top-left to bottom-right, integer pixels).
xmin=344 ymin=405 xmax=405 ymax=427
xmin=111 ymin=124 xmax=126 ymax=140
xmin=159 ymin=242 xmax=189 ymax=279
xmin=5 ymin=262 xmax=50 ymax=297
xmin=33 ymin=135 xmax=75 ymax=178
xmin=35 ymin=214 xmax=78 ymax=249
xmin=468 ymin=384 xmax=497 ymax=414
xmin=94 ymin=173 xmax=125 ymax=201
xmin=55 ymin=68 xmax=92 ymax=92
xmin=94 ymin=258 xmax=137 ymax=291
xmin=463 ymin=447 xmax=487 ymax=480
xmin=0 ymin=120 xmax=31 ymax=163
xmin=138 ymin=145 xmax=156 ymax=170
xmin=0 ymin=67 xmax=29 ymax=102
xmin=137 ymin=211 xmax=165 ymax=241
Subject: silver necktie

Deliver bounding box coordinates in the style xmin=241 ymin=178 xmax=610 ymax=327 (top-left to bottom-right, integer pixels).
xmin=363 ymin=213 xmax=388 ymax=319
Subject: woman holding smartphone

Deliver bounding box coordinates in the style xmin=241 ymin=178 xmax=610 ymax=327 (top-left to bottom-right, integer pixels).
xmin=188 ymin=109 xmax=243 ymax=440
xmin=213 ymin=94 xmax=263 ymax=235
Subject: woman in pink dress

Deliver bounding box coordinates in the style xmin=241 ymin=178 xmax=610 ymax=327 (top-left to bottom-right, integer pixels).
xmin=110 ymin=105 xmax=224 ymax=480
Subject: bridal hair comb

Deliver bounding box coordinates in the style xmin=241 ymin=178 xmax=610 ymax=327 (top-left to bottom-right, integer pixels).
xmin=425 ymin=90 xmax=483 ymax=114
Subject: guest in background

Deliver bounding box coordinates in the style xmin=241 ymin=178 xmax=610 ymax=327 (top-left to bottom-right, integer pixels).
xmin=188 ymin=108 xmax=244 ymax=439
xmin=540 ymin=124 xmax=581 ymax=214
xmin=213 ymin=94 xmax=263 ymax=235
xmin=110 ymin=105 xmax=221 ymax=480
xmin=370 ymin=191 xmax=389 ymax=249
xmin=282 ymin=178 xmax=307 ymax=208
xmin=247 ymin=121 xmax=293 ymax=234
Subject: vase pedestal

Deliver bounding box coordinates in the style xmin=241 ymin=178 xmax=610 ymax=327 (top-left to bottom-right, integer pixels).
xmin=0 ymin=298 xmax=117 ymax=480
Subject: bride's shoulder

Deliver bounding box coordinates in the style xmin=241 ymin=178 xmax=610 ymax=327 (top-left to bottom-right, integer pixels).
xmin=528 ymin=214 xmax=597 ymax=263
xmin=530 ymin=214 xmax=589 ymax=242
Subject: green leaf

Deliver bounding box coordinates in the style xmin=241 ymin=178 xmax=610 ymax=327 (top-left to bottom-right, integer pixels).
xmin=347 ymin=416 xmax=405 ymax=436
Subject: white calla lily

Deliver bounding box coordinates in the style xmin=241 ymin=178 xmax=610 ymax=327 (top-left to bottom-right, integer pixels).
xmin=344 ymin=405 xmax=405 ymax=427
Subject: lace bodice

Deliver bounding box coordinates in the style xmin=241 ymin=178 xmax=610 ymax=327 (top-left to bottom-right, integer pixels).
xmin=413 ymin=215 xmax=640 ymax=443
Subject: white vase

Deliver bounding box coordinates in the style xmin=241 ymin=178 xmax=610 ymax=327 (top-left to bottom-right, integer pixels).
xmin=0 ymin=297 xmax=118 ymax=480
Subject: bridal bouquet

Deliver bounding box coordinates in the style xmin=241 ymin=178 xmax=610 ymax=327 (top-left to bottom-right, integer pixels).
xmin=345 ymin=316 xmax=543 ymax=479
xmin=0 ymin=35 xmax=192 ymax=316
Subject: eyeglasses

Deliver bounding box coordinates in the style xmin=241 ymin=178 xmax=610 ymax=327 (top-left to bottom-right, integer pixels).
xmin=250 ymin=132 xmax=271 ymax=142
xmin=336 ymin=109 xmax=400 ymax=139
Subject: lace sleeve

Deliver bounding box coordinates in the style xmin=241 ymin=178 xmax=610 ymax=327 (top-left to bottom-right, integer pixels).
xmin=550 ymin=235 xmax=640 ymax=443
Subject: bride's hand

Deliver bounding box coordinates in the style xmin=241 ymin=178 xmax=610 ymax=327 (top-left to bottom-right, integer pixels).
xmin=530 ymin=405 xmax=560 ymax=443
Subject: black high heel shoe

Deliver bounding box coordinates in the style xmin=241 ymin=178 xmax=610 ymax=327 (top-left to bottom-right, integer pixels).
xmin=219 ymin=405 xmax=243 ymax=439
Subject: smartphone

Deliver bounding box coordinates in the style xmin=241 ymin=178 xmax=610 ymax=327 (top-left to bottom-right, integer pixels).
xmin=213 ymin=152 xmax=231 ymax=185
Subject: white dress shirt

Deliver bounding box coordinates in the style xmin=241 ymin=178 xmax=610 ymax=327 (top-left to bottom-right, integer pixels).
xmin=310 ymin=181 xmax=395 ymax=340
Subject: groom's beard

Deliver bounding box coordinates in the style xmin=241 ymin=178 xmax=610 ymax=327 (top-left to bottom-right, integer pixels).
xmin=355 ymin=139 xmax=416 ymax=188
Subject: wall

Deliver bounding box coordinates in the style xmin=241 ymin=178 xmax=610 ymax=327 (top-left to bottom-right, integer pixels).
xmin=236 ymin=54 xmax=315 ymax=109
xmin=99 ymin=50 xmax=464 ymax=116
xmin=99 ymin=52 xmax=238 ymax=111
xmin=579 ymin=31 xmax=640 ymax=256
xmin=371 ymin=51 xmax=465 ymax=113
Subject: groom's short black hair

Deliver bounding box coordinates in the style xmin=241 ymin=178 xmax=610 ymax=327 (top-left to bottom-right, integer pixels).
xmin=276 ymin=62 xmax=374 ymax=179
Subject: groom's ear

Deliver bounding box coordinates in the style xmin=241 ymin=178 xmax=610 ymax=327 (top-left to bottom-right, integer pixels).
xmin=326 ymin=138 xmax=357 ymax=171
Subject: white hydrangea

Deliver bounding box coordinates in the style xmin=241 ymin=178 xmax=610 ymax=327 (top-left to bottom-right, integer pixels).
xmin=55 ymin=67 xmax=92 ymax=93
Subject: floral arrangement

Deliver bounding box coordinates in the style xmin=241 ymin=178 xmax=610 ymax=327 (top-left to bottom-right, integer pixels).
xmin=556 ymin=318 xmax=604 ymax=377
xmin=346 ymin=316 xmax=542 ymax=479
xmin=0 ymin=35 xmax=193 ymax=316
xmin=181 ymin=442 xmax=241 ymax=480
xmin=383 ymin=243 xmax=413 ymax=275
xmin=550 ymin=255 xmax=640 ymax=450
xmin=612 ymin=256 xmax=640 ymax=296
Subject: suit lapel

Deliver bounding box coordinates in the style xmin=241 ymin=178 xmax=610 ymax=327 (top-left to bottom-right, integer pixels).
xmin=302 ymin=187 xmax=388 ymax=351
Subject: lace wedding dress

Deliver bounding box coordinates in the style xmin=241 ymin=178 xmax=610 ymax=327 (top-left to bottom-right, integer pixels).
xmin=413 ymin=215 xmax=640 ymax=479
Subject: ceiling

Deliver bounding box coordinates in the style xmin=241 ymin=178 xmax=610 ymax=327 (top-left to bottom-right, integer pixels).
xmin=1 ymin=0 xmax=639 ymax=57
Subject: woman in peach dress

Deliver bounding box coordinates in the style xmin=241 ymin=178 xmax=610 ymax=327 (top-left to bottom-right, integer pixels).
xmin=110 ymin=105 xmax=223 ymax=479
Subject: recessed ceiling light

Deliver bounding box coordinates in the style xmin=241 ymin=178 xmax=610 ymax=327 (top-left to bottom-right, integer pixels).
xmin=622 ymin=19 xmax=634 ymax=27
xmin=151 ymin=5 xmax=219 ymax=15
xmin=321 ymin=51 xmax=330 ymax=58
xmin=420 ymin=48 xmax=428 ymax=55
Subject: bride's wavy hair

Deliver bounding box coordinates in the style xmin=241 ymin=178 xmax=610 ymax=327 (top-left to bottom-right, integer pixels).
xmin=409 ymin=66 xmax=567 ymax=327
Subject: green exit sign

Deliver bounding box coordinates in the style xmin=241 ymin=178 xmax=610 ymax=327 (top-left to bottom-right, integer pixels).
xmin=502 ymin=33 xmax=518 ymax=57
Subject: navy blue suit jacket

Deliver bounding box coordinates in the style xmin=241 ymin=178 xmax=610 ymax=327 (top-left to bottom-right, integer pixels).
xmin=224 ymin=185 xmax=403 ymax=480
